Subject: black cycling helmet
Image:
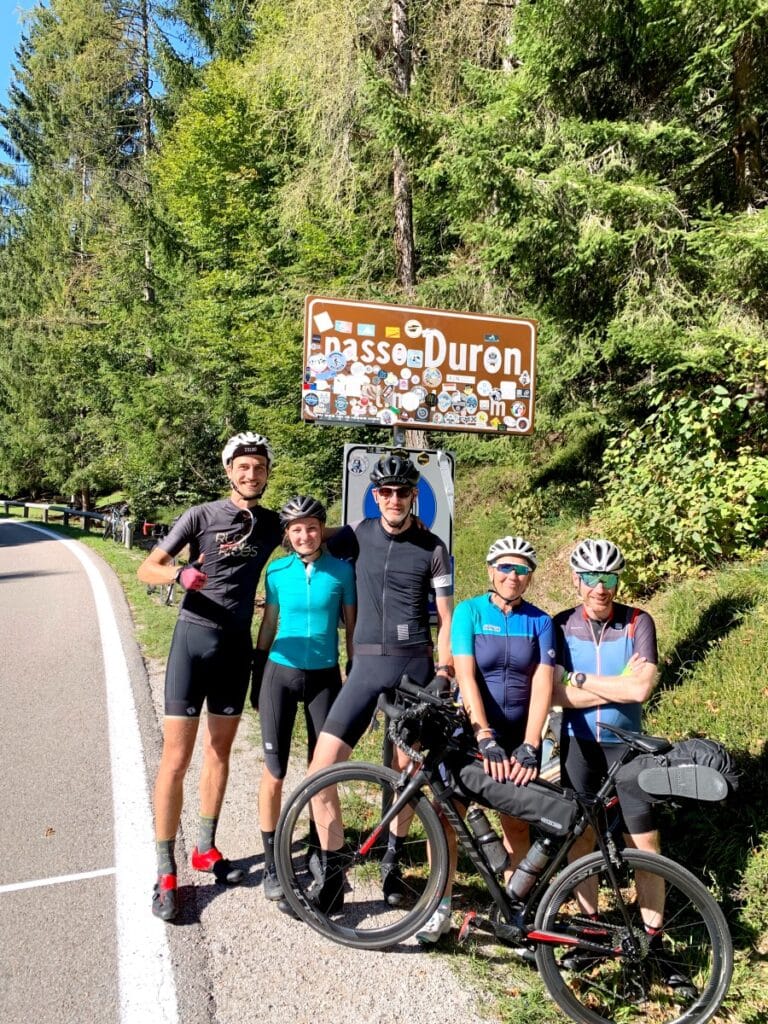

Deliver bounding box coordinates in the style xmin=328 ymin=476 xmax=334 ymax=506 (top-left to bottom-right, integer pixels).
xmin=279 ymin=494 xmax=327 ymax=530
xmin=369 ymin=454 xmax=420 ymax=488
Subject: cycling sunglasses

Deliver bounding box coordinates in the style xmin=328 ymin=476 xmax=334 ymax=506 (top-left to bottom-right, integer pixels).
xmin=579 ymin=571 xmax=619 ymax=588
xmin=376 ymin=485 xmax=413 ymax=499
xmin=493 ymin=563 xmax=533 ymax=576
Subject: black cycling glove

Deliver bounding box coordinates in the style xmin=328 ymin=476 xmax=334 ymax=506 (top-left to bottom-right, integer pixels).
xmin=511 ymin=742 xmax=540 ymax=771
xmin=479 ymin=736 xmax=508 ymax=766
xmin=250 ymin=649 xmax=269 ymax=710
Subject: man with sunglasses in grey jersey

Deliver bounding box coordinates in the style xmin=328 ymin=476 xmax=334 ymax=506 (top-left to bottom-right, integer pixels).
xmin=551 ymin=540 xmax=697 ymax=998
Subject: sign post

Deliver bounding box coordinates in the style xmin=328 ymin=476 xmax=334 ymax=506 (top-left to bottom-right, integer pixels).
xmin=303 ymin=295 xmax=537 ymax=436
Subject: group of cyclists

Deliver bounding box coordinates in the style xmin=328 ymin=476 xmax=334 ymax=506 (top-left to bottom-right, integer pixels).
xmin=137 ymin=430 xmax=676 ymax=980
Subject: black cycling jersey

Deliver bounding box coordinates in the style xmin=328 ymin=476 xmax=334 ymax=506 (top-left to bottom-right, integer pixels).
xmin=327 ymin=519 xmax=452 ymax=650
xmin=159 ymin=498 xmax=282 ymax=630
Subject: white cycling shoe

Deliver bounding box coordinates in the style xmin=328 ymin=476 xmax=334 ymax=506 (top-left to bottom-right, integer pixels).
xmin=416 ymin=901 xmax=453 ymax=944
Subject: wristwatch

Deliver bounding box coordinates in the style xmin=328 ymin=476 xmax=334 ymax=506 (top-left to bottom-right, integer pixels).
xmin=574 ymin=672 xmax=587 ymax=688
xmin=435 ymin=664 xmax=456 ymax=679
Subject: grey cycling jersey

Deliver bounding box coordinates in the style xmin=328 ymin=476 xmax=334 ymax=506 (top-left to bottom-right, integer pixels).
xmin=159 ymin=498 xmax=282 ymax=630
xmin=327 ymin=518 xmax=452 ymax=649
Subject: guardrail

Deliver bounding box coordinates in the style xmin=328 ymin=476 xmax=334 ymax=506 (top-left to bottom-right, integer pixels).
xmin=1 ymin=499 xmax=134 ymax=547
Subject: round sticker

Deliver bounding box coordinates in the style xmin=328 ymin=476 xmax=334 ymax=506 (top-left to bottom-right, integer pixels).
xmin=517 ymin=417 xmax=530 ymax=431
xmin=404 ymin=319 xmax=422 ymax=339
xmin=425 ymin=393 xmax=438 ymax=408
xmin=519 ymin=371 xmax=531 ymax=386
xmin=400 ymin=392 xmax=420 ymax=412
xmin=351 ymin=361 xmax=367 ymax=377
xmin=512 ymin=401 xmax=525 ymax=418
xmin=400 ymin=368 xmax=412 ymax=380
xmin=444 ymin=412 xmax=458 ymax=424
xmin=477 ymin=380 xmax=492 ymax=397
xmin=377 ymin=369 xmax=387 ymax=380
xmin=465 ymin=394 xmax=479 ymax=414
xmin=423 ymin=367 xmax=443 ymax=388
xmin=416 ymin=406 xmax=429 ymax=421
xmin=308 ymin=353 xmax=327 ymax=374
xmin=386 ymin=372 xmax=399 ymax=387
xmin=378 ymin=409 xmax=395 ymax=425
xmin=475 ymin=411 xmax=489 ymax=425
xmin=335 ymin=396 xmax=349 ymax=412
xmin=304 ymin=392 xmax=319 ymax=408
xmin=432 ymin=412 xmax=444 ymax=424
xmin=348 ymin=455 xmax=369 ymax=475
xmin=437 ymin=391 xmax=453 ymax=412
xmin=326 ymin=351 xmax=347 ymax=373
xmin=411 ymin=386 xmax=427 ymax=402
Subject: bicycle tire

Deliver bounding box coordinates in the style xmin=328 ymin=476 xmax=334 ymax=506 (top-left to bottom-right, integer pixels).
xmin=534 ymin=849 xmax=733 ymax=1024
xmin=275 ymin=761 xmax=448 ymax=950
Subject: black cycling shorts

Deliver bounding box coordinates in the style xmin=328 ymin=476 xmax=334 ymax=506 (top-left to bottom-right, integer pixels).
xmin=322 ymin=652 xmax=434 ymax=749
xmin=560 ymin=734 xmax=655 ymax=835
xmin=164 ymin=619 xmax=252 ymax=718
xmin=260 ymin=661 xmax=342 ymax=779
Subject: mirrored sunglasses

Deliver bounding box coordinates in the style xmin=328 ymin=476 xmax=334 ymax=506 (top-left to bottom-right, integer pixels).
xmin=376 ymin=485 xmax=413 ymax=499
xmin=579 ymin=571 xmax=619 ymax=588
xmin=493 ymin=563 xmax=533 ymax=576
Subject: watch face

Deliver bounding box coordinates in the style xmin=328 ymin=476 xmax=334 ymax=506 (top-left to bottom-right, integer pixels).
xmin=575 ymin=672 xmax=587 ymax=687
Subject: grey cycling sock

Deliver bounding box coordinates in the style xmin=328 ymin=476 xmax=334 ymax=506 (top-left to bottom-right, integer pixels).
xmin=198 ymin=815 xmax=218 ymax=853
xmin=156 ymin=838 xmax=177 ymax=876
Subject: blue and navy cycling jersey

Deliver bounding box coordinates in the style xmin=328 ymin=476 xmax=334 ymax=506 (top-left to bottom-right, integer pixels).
xmin=264 ymin=551 xmax=356 ymax=670
xmin=553 ymin=602 xmax=657 ymax=743
xmin=451 ymin=594 xmax=555 ymax=735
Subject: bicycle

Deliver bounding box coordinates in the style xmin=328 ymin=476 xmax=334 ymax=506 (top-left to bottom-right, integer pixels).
xmin=102 ymin=503 xmax=130 ymax=544
xmin=275 ymin=677 xmax=733 ymax=1024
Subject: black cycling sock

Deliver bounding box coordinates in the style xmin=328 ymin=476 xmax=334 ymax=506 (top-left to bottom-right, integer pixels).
xmin=198 ymin=815 xmax=218 ymax=853
xmin=156 ymin=838 xmax=177 ymax=876
xmin=262 ymin=830 xmax=276 ymax=871
xmin=382 ymin=832 xmax=405 ymax=865
xmin=307 ymin=818 xmax=320 ymax=848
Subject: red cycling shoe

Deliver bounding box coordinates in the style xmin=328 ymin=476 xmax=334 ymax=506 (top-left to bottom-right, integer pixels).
xmin=190 ymin=846 xmax=245 ymax=885
xmin=152 ymin=873 xmax=178 ymax=921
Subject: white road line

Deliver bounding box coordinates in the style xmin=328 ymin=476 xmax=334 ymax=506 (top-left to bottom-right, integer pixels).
xmin=0 ymin=867 xmax=116 ymax=894
xmin=0 ymin=521 xmax=179 ymax=1024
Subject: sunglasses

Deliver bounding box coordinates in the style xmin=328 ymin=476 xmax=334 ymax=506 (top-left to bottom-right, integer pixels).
xmin=579 ymin=571 xmax=619 ymax=588
xmin=493 ymin=563 xmax=533 ymax=576
xmin=376 ymin=485 xmax=413 ymax=499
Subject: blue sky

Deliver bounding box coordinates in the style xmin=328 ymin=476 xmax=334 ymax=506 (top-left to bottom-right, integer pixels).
xmin=1 ymin=2 xmax=37 ymax=108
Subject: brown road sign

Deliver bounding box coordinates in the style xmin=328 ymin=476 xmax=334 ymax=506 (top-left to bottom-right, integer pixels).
xmin=302 ymin=295 xmax=537 ymax=435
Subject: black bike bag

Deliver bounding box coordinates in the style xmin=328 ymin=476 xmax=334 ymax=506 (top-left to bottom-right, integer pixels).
xmin=448 ymin=759 xmax=579 ymax=837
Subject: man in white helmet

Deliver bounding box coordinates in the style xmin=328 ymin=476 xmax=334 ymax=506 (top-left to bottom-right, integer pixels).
xmin=138 ymin=432 xmax=282 ymax=922
xmin=551 ymin=539 xmax=696 ymax=997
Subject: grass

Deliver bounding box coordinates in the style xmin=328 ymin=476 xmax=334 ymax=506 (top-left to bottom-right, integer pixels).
xmin=6 ymin=497 xmax=767 ymax=1023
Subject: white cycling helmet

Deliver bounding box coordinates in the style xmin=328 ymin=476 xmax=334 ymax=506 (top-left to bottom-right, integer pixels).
xmin=221 ymin=432 xmax=274 ymax=469
xmin=569 ymin=538 xmax=625 ymax=574
xmin=486 ymin=535 xmax=537 ymax=569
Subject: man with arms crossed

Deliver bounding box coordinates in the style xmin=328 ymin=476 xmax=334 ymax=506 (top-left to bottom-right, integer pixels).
xmin=138 ymin=432 xmax=282 ymax=922
xmin=552 ymin=538 xmax=695 ymax=997
xmin=301 ymin=453 xmax=453 ymax=914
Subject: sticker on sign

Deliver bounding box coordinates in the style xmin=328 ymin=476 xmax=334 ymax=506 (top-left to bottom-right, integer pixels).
xmin=302 ymin=295 xmax=537 ymax=436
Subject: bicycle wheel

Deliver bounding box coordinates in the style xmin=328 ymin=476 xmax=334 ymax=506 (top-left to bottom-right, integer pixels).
xmin=275 ymin=762 xmax=448 ymax=950
xmin=534 ymin=850 xmax=733 ymax=1024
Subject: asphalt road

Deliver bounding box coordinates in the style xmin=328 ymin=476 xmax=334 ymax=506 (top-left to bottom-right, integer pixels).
xmin=0 ymin=520 xmax=486 ymax=1024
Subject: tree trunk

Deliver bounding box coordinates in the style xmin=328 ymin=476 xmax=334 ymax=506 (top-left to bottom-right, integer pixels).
xmin=139 ymin=0 xmax=155 ymax=303
xmin=732 ymin=29 xmax=763 ymax=209
xmin=392 ymin=0 xmax=416 ymax=293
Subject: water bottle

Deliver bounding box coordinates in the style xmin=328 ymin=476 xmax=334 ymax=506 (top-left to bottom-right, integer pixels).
xmin=506 ymin=838 xmax=553 ymax=901
xmin=466 ymin=806 xmax=509 ymax=875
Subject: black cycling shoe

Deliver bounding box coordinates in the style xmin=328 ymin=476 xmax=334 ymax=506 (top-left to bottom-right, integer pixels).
xmin=310 ymin=849 xmax=347 ymax=914
xmin=649 ymin=941 xmax=698 ymax=1001
xmin=277 ymin=897 xmax=299 ymax=919
xmin=151 ymin=874 xmax=178 ymax=922
xmin=380 ymin=861 xmax=406 ymax=908
xmin=263 ymin=864 xmax=284 ymax=901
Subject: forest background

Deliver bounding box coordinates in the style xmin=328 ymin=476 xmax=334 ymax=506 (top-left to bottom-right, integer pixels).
xmin=1 ymin=2 xmax=767 ymax=1018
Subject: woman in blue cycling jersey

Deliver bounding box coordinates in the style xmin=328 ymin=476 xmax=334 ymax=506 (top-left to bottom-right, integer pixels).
xmin=251 ymin=495 xmax=356 ymax=903
xmin=417 ymin=535 xmax=554 ymax=943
